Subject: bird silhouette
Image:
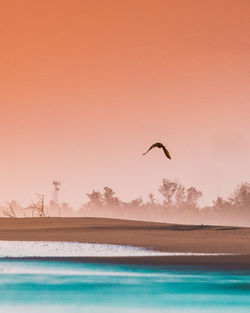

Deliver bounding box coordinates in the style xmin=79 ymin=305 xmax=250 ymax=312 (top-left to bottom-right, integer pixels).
xmin=143 ymin=142 xmax=171 ymax=159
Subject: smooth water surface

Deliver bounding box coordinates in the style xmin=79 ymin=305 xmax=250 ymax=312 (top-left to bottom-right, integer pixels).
xmin=0 ymin=259 xmax=250 ymax=313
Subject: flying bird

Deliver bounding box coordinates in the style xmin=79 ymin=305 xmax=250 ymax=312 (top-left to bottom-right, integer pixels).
xmin=143 ymin=142 xmax=171 ymax=159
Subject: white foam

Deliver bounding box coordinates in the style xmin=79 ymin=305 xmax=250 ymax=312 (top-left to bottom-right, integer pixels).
xmin=0 ymin=241 xmax=232 ymax=258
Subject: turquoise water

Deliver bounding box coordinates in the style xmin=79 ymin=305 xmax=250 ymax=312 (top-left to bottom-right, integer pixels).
xmin=0 ymin=259 xmax=250 ymax=313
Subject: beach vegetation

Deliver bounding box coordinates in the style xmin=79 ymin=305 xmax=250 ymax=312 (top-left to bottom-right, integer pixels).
xmin=1 ymin=180 xmax=250 ymax=227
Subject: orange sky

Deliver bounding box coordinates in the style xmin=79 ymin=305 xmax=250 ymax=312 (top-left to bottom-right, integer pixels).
xmin=0 ymin=0 xmax=249 ymax=208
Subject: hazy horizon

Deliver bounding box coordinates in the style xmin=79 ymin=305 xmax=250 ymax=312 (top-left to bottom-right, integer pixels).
xmin=0 ymin=177 xmax=248 ymax=210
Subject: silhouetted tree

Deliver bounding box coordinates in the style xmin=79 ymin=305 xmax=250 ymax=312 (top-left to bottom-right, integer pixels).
xmin=213 ymin=197 xmax=231 ymax=211
xmin=159 ymin=179 xmax=178 ymax=206
xmin=186 ymin=187 xmax=202 ymax=207
xmin=27 ymin=194 xmax=46 ymax=217
xmin=229 ymin=182 xmax=250 ymax=209
xmin=147 ymin=193 xmax=157 ymax=207
xmin=85 ymin=190 xmax=103 ymax=210
xmin=1 ymin=201 xmax=17 ymax=218
xmin=175 ymin=185 xmax=186 ymax=208
xmin=103 ymin=187 xmax=120 ymax=207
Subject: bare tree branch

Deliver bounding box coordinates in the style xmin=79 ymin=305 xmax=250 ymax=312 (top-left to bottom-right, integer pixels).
xmin=1 ymin=201 xmax=17 ymax=218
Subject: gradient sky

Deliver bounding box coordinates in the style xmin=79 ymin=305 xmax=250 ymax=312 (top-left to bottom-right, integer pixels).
xmin=0 ymin=0 xmax=249 ymax=209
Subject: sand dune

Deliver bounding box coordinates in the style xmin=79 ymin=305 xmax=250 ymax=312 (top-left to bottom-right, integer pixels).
xmin=1 ymin=217 xmax=250 ymax=255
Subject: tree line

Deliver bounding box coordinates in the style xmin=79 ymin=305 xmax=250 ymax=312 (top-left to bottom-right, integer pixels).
xmin=1 ymin=179 xmax=250 ymax=226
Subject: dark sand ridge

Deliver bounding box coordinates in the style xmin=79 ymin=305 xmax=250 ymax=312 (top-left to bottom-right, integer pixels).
xmin=1 ymin=217 xmax=250 ymax=268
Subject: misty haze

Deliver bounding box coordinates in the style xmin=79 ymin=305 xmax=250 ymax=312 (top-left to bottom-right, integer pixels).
xmin=2 ymin=179 xmax=250 ymax=227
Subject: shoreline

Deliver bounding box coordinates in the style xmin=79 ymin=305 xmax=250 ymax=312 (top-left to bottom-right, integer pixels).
xmin=1 ymin=217 xmax=250 ymax=268
xmin=2 ymin=255 xmax=250 ymax=270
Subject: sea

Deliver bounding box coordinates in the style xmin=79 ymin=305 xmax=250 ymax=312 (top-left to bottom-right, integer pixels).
xmin=0 ymin=241 xmax=249 ymax=313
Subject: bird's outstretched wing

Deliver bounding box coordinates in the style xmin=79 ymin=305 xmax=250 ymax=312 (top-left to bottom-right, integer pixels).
xmin=162 ymin=146 xmax=171 ymax=159
xmin=142 ymin=143 xmax=158 ymax=155
xmin=143 ymin=142 xmax=172 ymax=160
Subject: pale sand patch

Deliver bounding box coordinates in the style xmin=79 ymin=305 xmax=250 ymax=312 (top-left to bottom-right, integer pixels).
xmin=0 ymin=240 xmax=233 ymax=258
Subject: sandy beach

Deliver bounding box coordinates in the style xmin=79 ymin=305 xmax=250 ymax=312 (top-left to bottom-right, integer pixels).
xmin=1 ymin=217 xmax=250 ymax=268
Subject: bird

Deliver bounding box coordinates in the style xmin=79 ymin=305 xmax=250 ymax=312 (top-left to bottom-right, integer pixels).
xmin=143 ymin=142 xmax=171 ymax=159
